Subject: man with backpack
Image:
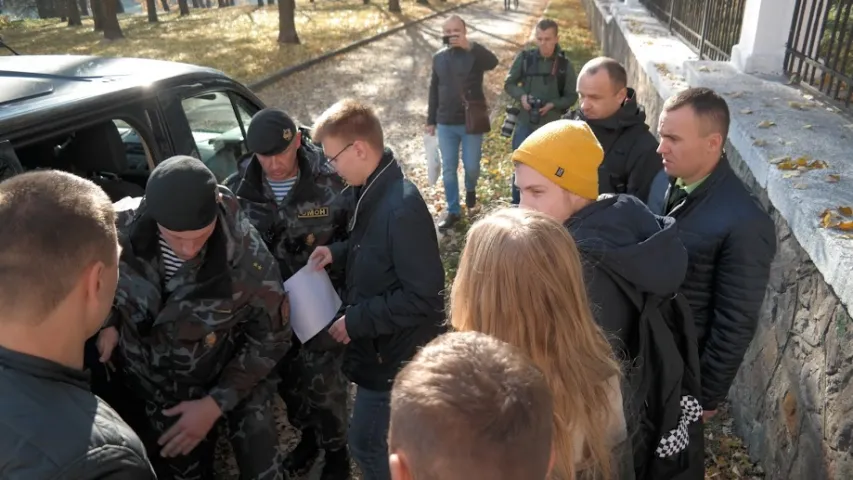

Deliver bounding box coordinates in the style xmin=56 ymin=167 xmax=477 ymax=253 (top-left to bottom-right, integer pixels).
xmin=562 ymin=57 xmax=663 ymax=203
xmin=504 ymin=19 xmax=578 ymax=205
xmin=512 ymin=119 xmax=704 ymax=479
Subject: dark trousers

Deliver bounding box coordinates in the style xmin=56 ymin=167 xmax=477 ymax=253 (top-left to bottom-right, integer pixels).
xmin=133 ymin=378 xmax=283 ymax=480
xmin=348 ymin=386 xmax=392 ymax=480
xmin=278 ymin=342 xmax=348 ymax=450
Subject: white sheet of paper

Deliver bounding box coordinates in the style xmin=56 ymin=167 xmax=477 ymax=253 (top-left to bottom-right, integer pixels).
xmin=283 ymin=264 xmax=343 ymax=343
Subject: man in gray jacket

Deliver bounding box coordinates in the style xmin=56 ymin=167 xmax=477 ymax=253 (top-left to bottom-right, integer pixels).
xmin=0 ymin=170 xmax=155 ymax=479
xmin=426 ymin=15 xmax=498 ymax=230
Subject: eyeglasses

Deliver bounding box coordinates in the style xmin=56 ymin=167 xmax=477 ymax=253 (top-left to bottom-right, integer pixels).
xmin=327 ymin=142 xmax=353 ymax=163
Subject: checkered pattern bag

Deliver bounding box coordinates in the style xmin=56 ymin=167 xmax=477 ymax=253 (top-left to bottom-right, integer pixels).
xmin=655 ymin=395 xmax=703 ymax=458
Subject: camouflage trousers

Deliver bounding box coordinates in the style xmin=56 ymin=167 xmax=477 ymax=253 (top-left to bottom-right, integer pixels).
xmin=278 ymin=343 xmax=348 ymax=450
xmin=135 ymin=377 xmax=285 ymax=480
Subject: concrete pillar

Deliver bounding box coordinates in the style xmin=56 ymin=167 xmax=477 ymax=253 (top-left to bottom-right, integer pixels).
xmin=730 ymin=0 xmax=799 ymax=74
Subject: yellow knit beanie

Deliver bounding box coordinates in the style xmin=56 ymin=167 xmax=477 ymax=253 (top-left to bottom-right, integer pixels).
xmin=511 ymin=120 xmax=604 ymax=200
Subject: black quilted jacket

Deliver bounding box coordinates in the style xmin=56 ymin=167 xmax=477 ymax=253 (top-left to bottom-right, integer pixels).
xmin=647 ymin=155 xmax=776 ymax=410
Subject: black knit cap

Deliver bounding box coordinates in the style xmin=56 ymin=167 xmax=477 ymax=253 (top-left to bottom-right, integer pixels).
xmin=246 ymin=108 xmax=298 ymax=156
xmin=145 ymin=155 xmax=218 ymax=232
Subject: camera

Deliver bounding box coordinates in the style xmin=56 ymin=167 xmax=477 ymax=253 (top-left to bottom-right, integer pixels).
xmin=501 ymin=106 xmax=520 ymax=138
xmin=528 ymin=96 xmax=544 ymax=125
xmin=442 ymin=35 xmax=457 ymax=46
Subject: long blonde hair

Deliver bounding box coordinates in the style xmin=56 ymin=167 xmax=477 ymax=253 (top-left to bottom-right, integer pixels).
xmin=450 ymin=207 xmax=622 ymax=480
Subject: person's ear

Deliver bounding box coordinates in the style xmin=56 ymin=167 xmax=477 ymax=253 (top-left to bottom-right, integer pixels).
xmin=295 ymin=131 xmax=303 ymax=150
xmin=389 ymin=452 xmax=413 ymax=480
xmin=83 ymin=261 xmax=106 ymax=307
xmin=707 ymin=131 xmax=724 ymax=155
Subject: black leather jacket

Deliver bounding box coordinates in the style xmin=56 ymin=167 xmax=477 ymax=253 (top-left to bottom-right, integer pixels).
xmin=0 ymin=346 xmax=156 ymax=479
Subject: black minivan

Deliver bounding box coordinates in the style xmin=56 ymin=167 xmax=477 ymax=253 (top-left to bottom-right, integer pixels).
xmin=0 ymin=54 xmax=267 ymax=198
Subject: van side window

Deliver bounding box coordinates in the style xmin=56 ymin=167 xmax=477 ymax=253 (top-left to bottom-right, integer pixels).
xmin=180 ymin=91 xmax=255 ymax=182
xmin=12 ymin=119 xmax=153 ymax=202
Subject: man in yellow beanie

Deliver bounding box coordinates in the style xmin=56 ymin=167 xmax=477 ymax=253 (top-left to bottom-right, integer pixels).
xmin=512 ymin=119 xmax=704 ymax=480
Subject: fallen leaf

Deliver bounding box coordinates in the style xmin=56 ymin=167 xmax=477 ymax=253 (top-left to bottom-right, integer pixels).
xmin=782 ymin=171 xmax=801 ymax=178
xmin=819 ymin=206 xmax=853 ymax=232
xmin=740 ymin=108 xmax=753 ymax=114
xmin=753 ymin=139 xmax=768 ymax=147
xmin=757 ymin=120 xmax=776 ymax=128
xmin=728 ymin=91 xmax=745 ymax=98
xmin=788 ymin=101 xmax=809 ymax=110
xmin=770 ymin=156 xmax=790 ymax=164
xmin=793 ymin=183 xmax=808 ymax=189
xmin=803 ymin=124 xmax=813 ymax=129
xmin=776 ymin=156 xmax=828 ymax=171
xmin=698 ymin=65 xmax=711 ymax=72
xmin=826 ymin=174 xmax=841 ymax=183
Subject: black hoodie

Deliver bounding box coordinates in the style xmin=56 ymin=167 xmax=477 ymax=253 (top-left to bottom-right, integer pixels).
xmin=564 ymin=89 xmax=663 ymax=203
xmin=565 ymin=194 xmax=688 ymax=357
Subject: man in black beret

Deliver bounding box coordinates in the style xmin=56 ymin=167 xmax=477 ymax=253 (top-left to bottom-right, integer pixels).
xmin=97 ymin=155 xmax=292 ymax=480
xmin=225 ymin=109 xmax=354 ymax=479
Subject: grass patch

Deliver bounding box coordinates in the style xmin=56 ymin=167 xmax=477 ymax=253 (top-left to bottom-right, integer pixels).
xmin=0 ymin=0 xmax=464 ymax=83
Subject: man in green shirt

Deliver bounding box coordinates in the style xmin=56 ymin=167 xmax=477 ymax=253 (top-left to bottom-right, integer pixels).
xmin=504 ymin=19 xmax=578 ymax=204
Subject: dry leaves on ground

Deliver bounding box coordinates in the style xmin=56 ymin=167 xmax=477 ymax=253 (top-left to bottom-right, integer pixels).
xmin=771 ymin=155 xmax=828 ymax=172
xmin=0 ymin=0 xmax=463 ymax=83
xmin=819 ymin=206 xmax=853 ymax=232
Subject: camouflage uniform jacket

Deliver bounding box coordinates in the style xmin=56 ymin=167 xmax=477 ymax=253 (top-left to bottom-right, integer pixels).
xmin=109 ymin=187 xmax=292 ymax=413
xmin=223 ymin=135 xmax=353 ymax=291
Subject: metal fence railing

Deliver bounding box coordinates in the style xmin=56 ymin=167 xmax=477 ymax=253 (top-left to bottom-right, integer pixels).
xmin=638 ymin=0 xmax=748 ymax=61
xmin=785 ymin=0 xmax=853 ymax=112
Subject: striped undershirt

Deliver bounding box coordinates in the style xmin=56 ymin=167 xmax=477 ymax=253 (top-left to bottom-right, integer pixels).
xmin=267 ymin=177 xmax=297 ymax=203
xmin=159 ymin=233 xmax=185 ymax=282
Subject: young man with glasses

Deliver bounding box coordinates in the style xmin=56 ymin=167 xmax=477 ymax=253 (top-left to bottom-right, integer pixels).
xmin=310 ymin=99 xmax=445 ymax=480
xmin=224 ymin=108 xmax=354 ymax=480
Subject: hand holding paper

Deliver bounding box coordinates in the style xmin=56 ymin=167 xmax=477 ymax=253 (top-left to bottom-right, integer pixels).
xmin=309 ymin=246 xmax=333 ymax=271
xmin=283 ymin=264 xmax=343 ymax=343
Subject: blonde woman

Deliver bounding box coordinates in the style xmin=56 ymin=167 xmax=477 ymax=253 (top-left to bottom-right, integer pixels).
xmin=450 ymin=207 xmax=629 ymax=480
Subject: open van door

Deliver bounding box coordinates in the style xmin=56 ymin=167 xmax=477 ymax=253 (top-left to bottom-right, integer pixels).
xmin=0 ymin=140 xmax=24 ymax=183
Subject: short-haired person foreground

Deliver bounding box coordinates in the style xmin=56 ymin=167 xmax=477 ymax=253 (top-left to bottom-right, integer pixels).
xmin=310 ymin=99 xmax=445 ymax=480
xmin=0 ymin=171 xmax=155 ymax=479
xmin=450 ymin=207 xmax=627 ymax=480
xmin=389 ymin=331 xmax=555 ymax=480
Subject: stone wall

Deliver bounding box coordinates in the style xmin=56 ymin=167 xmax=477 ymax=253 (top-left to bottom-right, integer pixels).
xmin=581 ymin=1 xmax=853 ymax=478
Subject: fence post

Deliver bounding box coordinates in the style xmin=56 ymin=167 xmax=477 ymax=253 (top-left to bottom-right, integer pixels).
xmin=730 ymin=0 xmax=799 ymax=74
xmin=698 ymin=0 xmax=712 ymax=60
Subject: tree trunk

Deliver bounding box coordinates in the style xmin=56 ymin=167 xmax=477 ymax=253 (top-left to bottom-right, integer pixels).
xmin=256 ymin=0 xmax=263 ymax=6
xmin=114 ymin=0 xmax=123 ymax=13
xmin=101 ymin=0 xmax=124 ymax=39
xmin=67 ymin=0 xmax=82 ymax=24
xmin=92 ymin=0 xmax=103 ymax=30
xmin=146 ymin=0 xmax=157 ymax=21
xmin=416 ymin=0 xmax=429 ymax=4
xmin=79 ymin=0 xmax=89 ymax=16
xmin=177 ymin=0 xmax=189 ymax=15
xmin=388 ymin=0 xmax=399 ymax=13
xmin=160 ymin=0 xmax=169 ymax=12
xmin=277 ymin=0 xmax=298 ymax=44
xmin=266 ymin=0 xmax=274 ymax=6
xmin=362 ymin=0 xmax=368 ymax=5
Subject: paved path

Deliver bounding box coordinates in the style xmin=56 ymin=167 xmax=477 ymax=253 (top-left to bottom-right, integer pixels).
xmin=257 ymin=0 xmax=547 ymax=216
xmin=243 ymin=1 xmax=549 ymax=477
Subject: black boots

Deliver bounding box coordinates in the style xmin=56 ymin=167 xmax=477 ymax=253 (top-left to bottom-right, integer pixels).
xmin=319 ymin=447 xmax=351 ymax=480
xmin=283 ymin=429 xmax=352 ymax=480
xmin=282 ymin=430 xmax=319 ymax=479
xmin=465 ymin=190 xmax=476 ymax=209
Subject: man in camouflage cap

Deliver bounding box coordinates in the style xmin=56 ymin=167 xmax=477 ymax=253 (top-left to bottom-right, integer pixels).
xmin=225 ymin=108 xmax=353 ymax=479
xmin=98 ymin=155 xmax=292 ymax=480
